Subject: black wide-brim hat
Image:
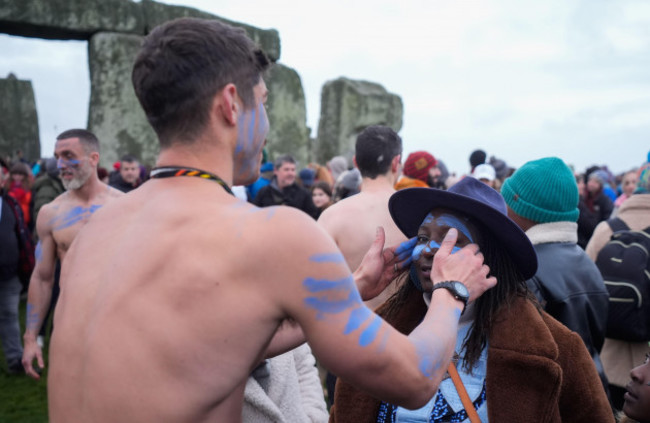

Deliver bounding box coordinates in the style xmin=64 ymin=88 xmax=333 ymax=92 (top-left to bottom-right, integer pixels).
xmin=388 ymin=177 xmax=537 ymax=280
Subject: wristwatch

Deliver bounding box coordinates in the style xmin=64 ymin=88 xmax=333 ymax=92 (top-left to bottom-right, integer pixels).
xmin=432 ymin=281 xmax=469 ymax=314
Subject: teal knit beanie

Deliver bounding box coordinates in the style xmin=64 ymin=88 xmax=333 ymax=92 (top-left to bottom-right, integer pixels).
xmin=502 ymin=157 xmax=579 ymax=223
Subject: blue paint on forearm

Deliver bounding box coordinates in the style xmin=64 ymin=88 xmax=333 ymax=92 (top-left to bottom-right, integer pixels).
xmin=344 ymin=306 xmax=373 ymax=334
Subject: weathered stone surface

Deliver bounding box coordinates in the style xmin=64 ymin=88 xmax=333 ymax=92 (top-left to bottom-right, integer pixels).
xmin=87 ymin=32 xmax=158 ymax=167
xmin=0 ymin=73 xmax=40 ymax=161
xmin=0 ymin=0 xmax=145 ymax=40
xmin=0 ymin=0 xmax=280 ymax=61
xmin=315 ymin=77 xmax=403 ymax=165
xmin=264 ymin=63 xmax=310 ymax=166
xmin=141 ymin=0 xmax=280 ymax=62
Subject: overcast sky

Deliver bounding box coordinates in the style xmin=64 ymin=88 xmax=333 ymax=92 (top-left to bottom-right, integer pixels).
xmin=1 ymin=0 xmax=649 ymax=175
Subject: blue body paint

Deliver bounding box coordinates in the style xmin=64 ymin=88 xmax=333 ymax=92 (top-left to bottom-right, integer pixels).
xmin=395 ymin=237 xmax=417 ymax=255
xmin=309 ymin=253 xmax=346 ymax=263
xmin=344 ymin=307 xmax=373 ymax=334
xmin=35 ymin=241 xmax=43 ymax=262
xmin=49 ymin=204 xmax=102 ymax=231
xmin=303 ymin=261 xmax=382 ymax=347
xmin=359 ymin=316 xmax=383 ymax=347
xmin=26 ymin=304 xmax=39 ymax=330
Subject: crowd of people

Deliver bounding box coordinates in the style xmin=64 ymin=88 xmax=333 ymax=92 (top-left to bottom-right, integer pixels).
xmin=1 ymin=16 xmax=650 ymax=423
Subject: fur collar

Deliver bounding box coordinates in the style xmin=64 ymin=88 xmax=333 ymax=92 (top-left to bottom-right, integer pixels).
xmin=525 ymin=221 xmax=578 ymax=245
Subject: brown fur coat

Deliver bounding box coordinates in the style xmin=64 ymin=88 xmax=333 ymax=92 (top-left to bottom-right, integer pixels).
xmin=329 ymin=290 xmax=614 ymax=423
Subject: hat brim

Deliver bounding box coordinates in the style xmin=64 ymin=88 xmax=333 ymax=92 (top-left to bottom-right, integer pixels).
xmin=388 ymin=188 xmax=537 ymax=280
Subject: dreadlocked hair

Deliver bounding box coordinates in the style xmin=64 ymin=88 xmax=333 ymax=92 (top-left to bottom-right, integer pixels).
xmin=460 ymin=224 xmax=531 ymax=373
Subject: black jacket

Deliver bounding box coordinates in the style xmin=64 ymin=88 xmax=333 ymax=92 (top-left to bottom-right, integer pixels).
xmin=527 ymin=240 xmax=609 ymax=389
xmin=253 ymin=180 xmax=318 ymax=219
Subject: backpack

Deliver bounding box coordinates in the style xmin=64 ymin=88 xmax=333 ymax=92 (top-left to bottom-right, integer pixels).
xmin=595 ymin=217 xmax=650 ymax=342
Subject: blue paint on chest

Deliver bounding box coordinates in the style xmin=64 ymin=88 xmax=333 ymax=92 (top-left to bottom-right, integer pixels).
xmin=50 ymin=204 xmax=102 ymax=231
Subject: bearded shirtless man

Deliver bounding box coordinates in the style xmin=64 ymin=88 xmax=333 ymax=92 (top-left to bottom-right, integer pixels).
xmin=22 ymin=129 xmax=123 ymax=379
xmin=318 ymin=125 xmax=408 ymax=311
xmin=47 ymin=18 xmax=496 ymax=423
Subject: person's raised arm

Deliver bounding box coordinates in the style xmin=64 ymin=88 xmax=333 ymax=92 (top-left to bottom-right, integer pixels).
xmin=274 ymin=215 xmax=495 ymax=409
xmin=22 ymin=205 xmax=57 ymax=379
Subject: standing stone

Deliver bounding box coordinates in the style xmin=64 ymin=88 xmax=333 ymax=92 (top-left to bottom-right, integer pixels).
xmin=87 ymin=32 xmax=158 ymax=167
xmin=0 ymin=73 xmax=40 ymax=161
xmin=315 ymin=77 xmax=403 ymax=164
xmin=0 ymin=0 xmax=145 ymax=40
xmin=265 ymin=63 xmax=310 ymax=166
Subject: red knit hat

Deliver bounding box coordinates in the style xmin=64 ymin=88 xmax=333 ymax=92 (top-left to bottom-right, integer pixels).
xmin=403 ymin=151 xmax=437 ymax=182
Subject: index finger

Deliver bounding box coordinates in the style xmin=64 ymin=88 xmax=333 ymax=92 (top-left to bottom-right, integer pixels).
xmin=436 ymin=228 xmax=458 ymax=258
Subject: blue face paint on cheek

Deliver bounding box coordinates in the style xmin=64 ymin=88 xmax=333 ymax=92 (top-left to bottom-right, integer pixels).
xmin=412 ymin=244 xmax=426 ymax=261
xmin=396 ymin=237 xmax=417 ymax=256
xmin=57 ymin=158 xmax=80 ymax=169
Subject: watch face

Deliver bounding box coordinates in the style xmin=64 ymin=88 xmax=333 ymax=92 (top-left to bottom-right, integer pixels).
xmin=452 ymin=281 xmax=469 ymax=298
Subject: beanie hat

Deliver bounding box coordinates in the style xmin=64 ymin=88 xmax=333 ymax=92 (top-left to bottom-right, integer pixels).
xmin=489 ymin=156 xmax=509 ymax=180
xmin=502 ymin=157 xmax=579 ymax=223
xmin=635 ymin=162 xmax=650 ymax=194
xmin=469 ymin=150 xmax=486 ymax=168
xmin=403 ymin=151 xmax=437 ymax=182
xmin=298 ymin=168 xmax=315 ymax=188
xmin=589 ymin=170 xmax=609 ymax=186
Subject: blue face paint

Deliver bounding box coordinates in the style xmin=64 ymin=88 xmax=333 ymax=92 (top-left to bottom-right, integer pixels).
xmin=412 ymin=243 xmax=426 ymax=261
xmin=57 ymin=158 xmax=80 ymax=169
xmin=435 ymin=214 xmax=474 ymax=242
xmin=235 ymin=101 xmax=269 ymax=181
xmin=35 ymin=241 xmax=43 ymax=262
xmin=49 ymin=204 xmax=102 ymax=231
xmin=309 ymin=253 xmax=346 ymax=263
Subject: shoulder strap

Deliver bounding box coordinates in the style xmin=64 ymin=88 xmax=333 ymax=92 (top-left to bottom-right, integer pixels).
xmin=606 ymin=217 xmax=629 ymax=233
xmin=447 ymin=362 xmax=481 ymax=423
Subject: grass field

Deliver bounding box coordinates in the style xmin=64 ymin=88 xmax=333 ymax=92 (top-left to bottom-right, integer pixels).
xmin=0 ymin=299 xmax=49 ymax=422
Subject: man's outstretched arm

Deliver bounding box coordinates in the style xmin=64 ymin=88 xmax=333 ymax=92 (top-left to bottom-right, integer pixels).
xmin=270 ymin=213 xmax=495 ymax=409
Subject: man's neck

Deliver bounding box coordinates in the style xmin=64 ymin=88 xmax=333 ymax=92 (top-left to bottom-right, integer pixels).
xmin=72 ymin=176 xmax=104 ymax=202
xmin=156 ymin=140 xmax=235 ymax=187
xmin=360 ymin=174 xmax=396 ymax=193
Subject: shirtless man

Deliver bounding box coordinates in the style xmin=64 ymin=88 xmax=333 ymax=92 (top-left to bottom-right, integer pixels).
xmin=22 ymin=129 xmax=123 ymax=379
xmin=318 ymin=125 xmax=407 ymax=310
xmin=47 ymin=18 xmax=496 ymax=422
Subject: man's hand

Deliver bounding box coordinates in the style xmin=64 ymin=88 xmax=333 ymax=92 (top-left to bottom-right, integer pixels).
xmin=431 ymin=228 xmax=496 ymax=302
xmin=22 ymin=337 xmax=44 ymax=380
xmin=354 ymin=227 xmax=417 ymax=301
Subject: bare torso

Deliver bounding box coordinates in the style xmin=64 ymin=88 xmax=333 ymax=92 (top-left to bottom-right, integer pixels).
xmin=48 ymin=179 xmax=293 ymax=422
xmin=318 ymin=182 xmax=407 ymax=310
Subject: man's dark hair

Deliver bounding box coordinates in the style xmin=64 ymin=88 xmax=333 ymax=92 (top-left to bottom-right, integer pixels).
xmin=57 ymin=129 xmax=100 ymax=154
xmin=132 ymin=18 xmax=271 ymax=148
xmin=120 ymin=154 xmax=139 ymax=164
xmin=354 ymin=125 xmax=402 ymax=179
xmin=274 ymin=154 xmax=296 ymax=170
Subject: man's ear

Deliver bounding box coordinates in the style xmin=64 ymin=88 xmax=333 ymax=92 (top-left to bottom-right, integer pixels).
xmin=215 ymin=83 xmax=240 ymax=126
xmin=391 ymin=154 xmax=401 ymax=173
xmin=89 ymin=152 xmax=100 ymax=167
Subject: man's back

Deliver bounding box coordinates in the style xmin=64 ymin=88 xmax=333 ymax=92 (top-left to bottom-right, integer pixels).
xmin=49 ymin=180 xmax=293 ymax=422
xmin=319 ymin=187 xmax=406 ymax=309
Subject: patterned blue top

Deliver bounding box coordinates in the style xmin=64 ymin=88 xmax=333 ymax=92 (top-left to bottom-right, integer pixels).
xmin=377 ymin=322 xmax=489 ymax=423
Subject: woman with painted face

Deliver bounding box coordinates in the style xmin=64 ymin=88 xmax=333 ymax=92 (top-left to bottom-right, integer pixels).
xmin=329 ymin=177 xmax=614 ymax=423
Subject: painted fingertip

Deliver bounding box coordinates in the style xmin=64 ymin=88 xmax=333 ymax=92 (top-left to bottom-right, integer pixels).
xmin=396 ymin=237 xmax=417 ymax=254
xmin=445 ymin=228 xmax=458 ymax=239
